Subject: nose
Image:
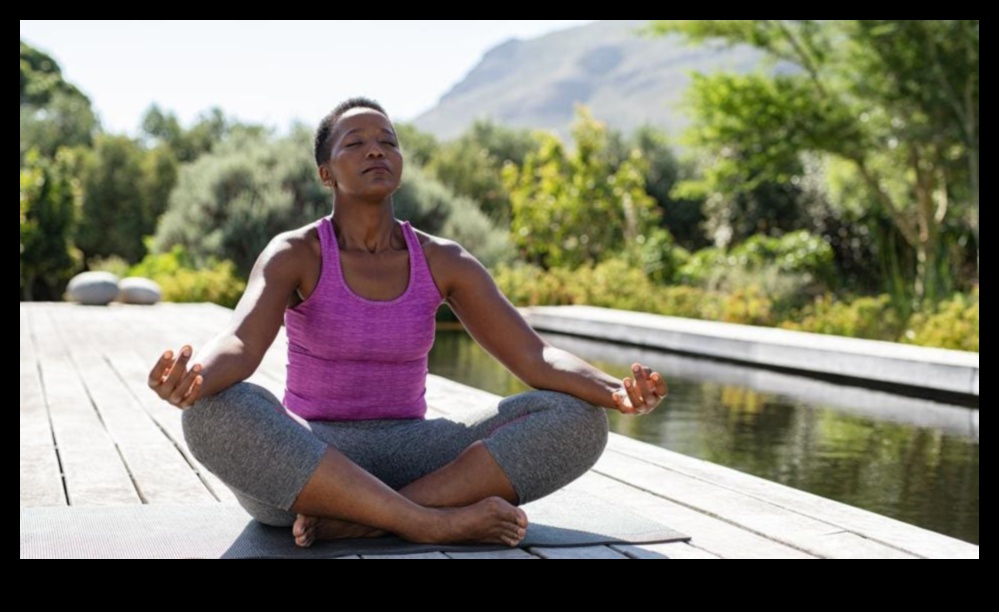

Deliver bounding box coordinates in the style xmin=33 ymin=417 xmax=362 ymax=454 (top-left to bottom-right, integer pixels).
xmin=366 ymin=142 xmax=386 ymax=158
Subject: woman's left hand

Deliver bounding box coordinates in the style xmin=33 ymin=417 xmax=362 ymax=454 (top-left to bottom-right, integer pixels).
xmin=612 ymin=363 xmax=669 ymax=416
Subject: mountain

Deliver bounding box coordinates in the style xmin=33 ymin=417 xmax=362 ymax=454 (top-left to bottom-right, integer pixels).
xmin=411 ymin=20 xmax=767 ymax=142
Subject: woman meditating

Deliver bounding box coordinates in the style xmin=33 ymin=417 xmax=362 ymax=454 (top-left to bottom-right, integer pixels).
xmin=147 ymin=97 xmax=668 ymax=549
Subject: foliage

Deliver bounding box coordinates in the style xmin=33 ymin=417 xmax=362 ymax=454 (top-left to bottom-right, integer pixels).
xmin=904 ymin=290 xmax=978 ymax=352
xmin=129 ymin=245 xmax=246 ymax=309
xmin=141 ymin=105 xmax=265 ymax=164
xmin=396 ymin=166 xmax=513 ymax=269
xmin=494 ymin=260 xmax=775 ymax=327
xmin=505 ymin=108 xmax=661 ymax=270
xmin=20 ymin=150 xmax=82 ymax=301
xmin=678 ymin=231 xmax=835 ymax=316
xmin=652 ymin=20 xmax=979 ymax=303
xmin=781 ymin=295 xmax=905 ymax=342
xmin=20 ymin=41 xmax=98 ymax=162
xmin=394 ymin=123 xmax=440 ymax=169
xmin=73 ymin=135 xmax=179 ymax=264
xmin=153 ymin=128 xmax=329 ymax=277
xmin=426 ymin=120 xmax=537 ymax=225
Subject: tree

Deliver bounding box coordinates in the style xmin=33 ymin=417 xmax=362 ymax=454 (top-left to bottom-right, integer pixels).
xmin=20 ymin=41 xmax=98 ymax=162
xmin=74 ymin=135 xmax=179 ymax=265
xmin=153 ymin=128 xmax=328 ymax=277
xmin=652 ymin=20 xmax=979 ymax=302
xmin=141 ymin=105 xmax=264 ymax=164
xmin=20 ymin=150 xmax=81 ymax=301
xmin=504 ymin=107 xmax=663 ymax=270
xmin=428 ymin=120 xmax=538 ymax=225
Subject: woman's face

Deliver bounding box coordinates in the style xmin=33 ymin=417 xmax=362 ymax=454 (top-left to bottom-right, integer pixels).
xmin=321 ymin=108 xmax=403 ymax=201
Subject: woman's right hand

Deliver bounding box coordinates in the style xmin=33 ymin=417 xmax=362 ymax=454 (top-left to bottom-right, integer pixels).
xmin=148 ymin=346 xmax=204 ymax=410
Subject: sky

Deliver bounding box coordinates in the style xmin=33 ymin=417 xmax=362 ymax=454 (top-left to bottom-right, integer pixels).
xmin=20 ymin=20 xmax=597 ymax=137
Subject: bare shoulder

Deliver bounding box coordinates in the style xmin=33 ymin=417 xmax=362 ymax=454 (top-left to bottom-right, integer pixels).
xmin=256 ymin=222 xmax=321 ymax=273
xmin=411 ymin=227 xmax=489 ymax=298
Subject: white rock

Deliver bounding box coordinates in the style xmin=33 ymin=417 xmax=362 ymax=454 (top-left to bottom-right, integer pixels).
xmin=118 ymin=277 xmax=162 ymax=306
xmin=67 ymin=272 xmax=120 ymax=306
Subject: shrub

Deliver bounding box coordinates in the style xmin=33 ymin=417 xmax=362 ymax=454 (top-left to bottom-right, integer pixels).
xmin=129 ymin=246 xmax=246 ymax=309
xmin=904 ymin=291 xmax=979 ymax=352
xmin=781 ymin=295 xmax=904 ymax=342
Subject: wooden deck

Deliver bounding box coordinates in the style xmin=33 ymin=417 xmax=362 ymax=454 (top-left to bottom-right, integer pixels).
xmin=19 ymin=303 xmax=980 ymax=559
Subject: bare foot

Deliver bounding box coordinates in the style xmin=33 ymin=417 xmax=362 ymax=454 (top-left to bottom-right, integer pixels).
xmin=293 ymin=514 xmax=386 ymax=548
xmin=419 ymin=497 xmax=529 ymax=548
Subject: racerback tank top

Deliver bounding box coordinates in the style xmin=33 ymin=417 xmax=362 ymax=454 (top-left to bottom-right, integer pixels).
xmin=283 ymin=218 xmax=444 ymax=421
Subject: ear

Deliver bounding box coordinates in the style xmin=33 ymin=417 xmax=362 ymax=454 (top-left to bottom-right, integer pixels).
xmin=318 ymin=164 xmax=335 ymax=189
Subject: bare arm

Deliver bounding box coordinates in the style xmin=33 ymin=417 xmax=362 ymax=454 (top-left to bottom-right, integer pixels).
xmin=436 ymin=243 xmax=667 ymax=415
xmin=148 ymin=234 xmax=305 ymax=408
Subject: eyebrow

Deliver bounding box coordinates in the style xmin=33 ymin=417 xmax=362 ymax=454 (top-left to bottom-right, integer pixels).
xmin=341 ymin=127 xmax=397 ymax=138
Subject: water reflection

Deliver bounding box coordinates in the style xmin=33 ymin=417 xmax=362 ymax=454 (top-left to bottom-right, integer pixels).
xmin=428 ymin=329 xmax=979 ymax=545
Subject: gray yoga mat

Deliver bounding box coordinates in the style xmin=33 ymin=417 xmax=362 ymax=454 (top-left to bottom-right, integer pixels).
xmin=21 ymin=489 xmax=689 ymax=559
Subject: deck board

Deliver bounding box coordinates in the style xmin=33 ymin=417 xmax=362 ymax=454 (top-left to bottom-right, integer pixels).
xmin=606 ymin=435 xmax=975 ymax=559
xmin=33 ymin=308 xmax=140 ymax=506
xmin=19 ymin=304 xmax=979 ymax=559
xmin=594 ymin=450 xmax=918 ymax=560
xmin=572 ymin=473 xmax=815 ymax=560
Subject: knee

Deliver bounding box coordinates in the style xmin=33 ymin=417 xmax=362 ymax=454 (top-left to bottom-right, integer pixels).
xmin=182 ymin=382 xmax=280 ymax=468
xmin=536 ymin=391 xmax=610 ymax=466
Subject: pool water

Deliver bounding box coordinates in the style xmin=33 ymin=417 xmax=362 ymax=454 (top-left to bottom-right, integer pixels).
xmin=428 ymin=329 xmax=980 ymax=545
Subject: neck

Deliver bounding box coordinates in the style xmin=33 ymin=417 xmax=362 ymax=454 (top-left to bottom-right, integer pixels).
xmin=331 ymin=198 xmax=399 ymax=254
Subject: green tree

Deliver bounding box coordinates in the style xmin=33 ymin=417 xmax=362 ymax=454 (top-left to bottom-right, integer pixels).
xmin=394 ymin=123 xmax=440 ymax=169
xmin=153 ymin=127 xmax=328 ymax=277
xmin=141 ymin=105 xmax=264 ymax=164
xmin=504 ymin=108 xmax=663 ymax=270
xmin=20 ymin=41 xmax=98 ymax=162
xmin=428 ymin=120 xmax=538 ymax=225
xmin=20 ymin=150 xmax=81 ymax=301
xmin=74 ymin=135 xmax=179 ymax=265
xmin=652 ymin=20 xmax=979 ymax=303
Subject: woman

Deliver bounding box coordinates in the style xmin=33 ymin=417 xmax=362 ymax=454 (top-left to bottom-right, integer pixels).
xmin=148 ymin=97 xmax=668 ymax=549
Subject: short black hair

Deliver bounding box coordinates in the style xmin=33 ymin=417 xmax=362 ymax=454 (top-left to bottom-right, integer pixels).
xmin=314 ymin=97 xmax=389 ymax=167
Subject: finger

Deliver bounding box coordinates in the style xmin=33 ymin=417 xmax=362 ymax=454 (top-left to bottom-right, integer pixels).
xmin=162 ymin=346 xmax=193 ymax=393
xmin=612 ymin=390 xmax=636 ymax=415
xmin=170 ymin=365 xmax=202 ymax=406
xmin=178 ymin=375 xmax=204 ymax=410
xmin=650 ymin=372 xmax=669 ymax=398
xmin=623 ymin=378 xmax=646 ymax=412
xmin=148 ymin=351 xmax=174 ymax=388
xmin=632 ymin=365 xmax=658 ymax=405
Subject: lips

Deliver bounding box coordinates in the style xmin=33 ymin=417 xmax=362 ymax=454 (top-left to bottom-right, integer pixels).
xmin=363 ymin=163 xmax=391 ymax=174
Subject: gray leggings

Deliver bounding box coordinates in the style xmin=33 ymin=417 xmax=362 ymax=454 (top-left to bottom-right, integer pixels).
xmin=183 ymin=383 xmax=609 ymax=527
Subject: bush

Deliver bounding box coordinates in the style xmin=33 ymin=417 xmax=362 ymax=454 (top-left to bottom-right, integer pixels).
xmin=129 ymin=246 xmax=246 ymax=309
xmin=904 ymin=291 xmax=979 ymax=352
xmin=781 ymin=295 xmax=904 ymax=342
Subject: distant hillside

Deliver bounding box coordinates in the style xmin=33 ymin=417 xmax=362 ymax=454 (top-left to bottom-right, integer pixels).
xmin=412 ymin=20 xmax=767 ymax=142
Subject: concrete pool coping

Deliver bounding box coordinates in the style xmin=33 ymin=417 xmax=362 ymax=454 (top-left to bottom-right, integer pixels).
xmin=520 ymin=306 xmax=979 ymax=400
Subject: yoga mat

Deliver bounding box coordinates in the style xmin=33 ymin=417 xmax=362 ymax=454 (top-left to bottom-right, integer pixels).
xmin=20 ymin=489 xmax=689 ymax=559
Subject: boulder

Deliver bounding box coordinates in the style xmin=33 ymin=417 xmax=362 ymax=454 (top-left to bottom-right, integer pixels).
xmin=118 ymin=277 xmax=162 ymax=306
xmin=66 ymin=272 xmax=120 ymax=306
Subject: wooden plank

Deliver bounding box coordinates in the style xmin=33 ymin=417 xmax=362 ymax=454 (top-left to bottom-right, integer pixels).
xmin=613 ymin=543 xmax=720 ymax=560
xmin=20 ymin=307 xmax=66 ymax=507
xmin=606 ymin=435 xmax=977 ymax=559
xmin=445 ymin=550 xmax=538 ymax=560
xmin=34 ymin=306 xmax=139 ymax=506
xmin=571 ymin=473 xmax=815 ymax=560
xmin=20 ymin=445 xmax=66 ymax=508
xmin=51 ymin=307 xmax=218 ymax=505
xmin=361 ymin=553 xmax=450 ymax=560
xmin=531 ymin=546 xmax=629 ymax=560
xmin=594 ymin=450 xmax=918 ymax=560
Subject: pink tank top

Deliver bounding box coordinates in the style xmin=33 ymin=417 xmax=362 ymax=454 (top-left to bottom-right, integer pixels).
xmin=283 ymin=218 xmax=444 ymax=421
